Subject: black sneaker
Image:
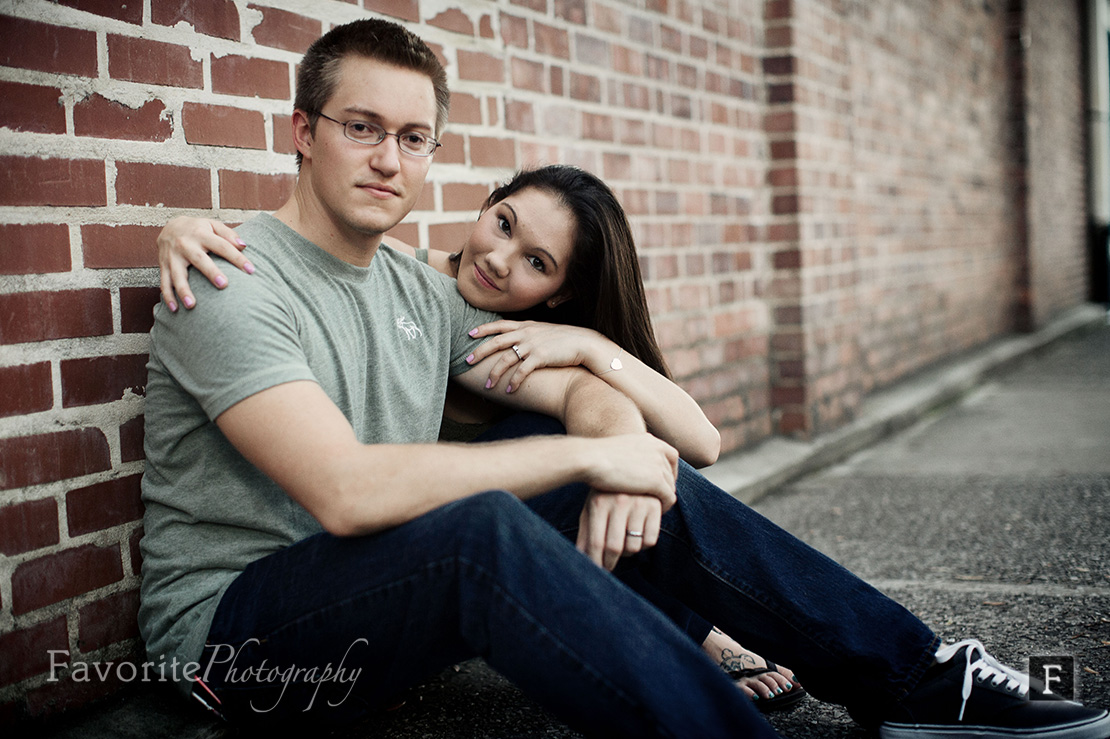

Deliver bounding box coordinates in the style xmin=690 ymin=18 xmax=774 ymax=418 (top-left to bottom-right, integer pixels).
xmin=880 ymin=639 xmax=1110 ymax=739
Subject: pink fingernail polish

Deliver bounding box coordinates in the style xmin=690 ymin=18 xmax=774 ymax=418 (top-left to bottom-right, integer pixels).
xmin=506 ymin=385 xmax=513 ymax=394
xmin=183 ymin=296 xmax=195 ymax=309
xmin=244 ymin=262 xmax=255 ymax=274
xmin=485 ymin=379 xmax=493 ymax=389
xmin=215 ymin=275 xmax=228 ymax=288
xmin=236 ymin=239 xmax=247 ymax=247
xmin=168 ymin=301 xmax=177 ymax=313
xmin=469 ymin=328 xmax=478 ymax=337
xmin=466 ymin=354 xmax=474 ymax=364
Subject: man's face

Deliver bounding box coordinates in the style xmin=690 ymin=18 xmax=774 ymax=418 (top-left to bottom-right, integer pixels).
xmin=300 ymin=56 xmax=437 ymax=242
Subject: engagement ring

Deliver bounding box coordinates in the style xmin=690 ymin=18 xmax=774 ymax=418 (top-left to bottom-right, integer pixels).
xmin=511 ymin=344 xmax=523 ymax=360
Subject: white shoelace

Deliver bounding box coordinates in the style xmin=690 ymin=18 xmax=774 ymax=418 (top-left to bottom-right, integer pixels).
xmin=936 ymin=639 xmax=1031 ymax=721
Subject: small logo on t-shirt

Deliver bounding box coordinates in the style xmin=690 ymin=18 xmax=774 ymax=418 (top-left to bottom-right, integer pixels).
xmin=396 ymin=316 xmax=423 ymax=340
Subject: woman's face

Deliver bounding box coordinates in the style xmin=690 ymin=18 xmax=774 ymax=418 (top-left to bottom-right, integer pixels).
xmin=455 ymin=187 xmax=577 ymax=313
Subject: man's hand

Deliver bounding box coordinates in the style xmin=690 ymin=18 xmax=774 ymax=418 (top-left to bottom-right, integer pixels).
xmin=573 ymin=432 xmax=678 ymax=570
xmin=577 ymin=491 xmax=663 ymax=570
xmin=578 ymin=433 xmax=679 ymax=510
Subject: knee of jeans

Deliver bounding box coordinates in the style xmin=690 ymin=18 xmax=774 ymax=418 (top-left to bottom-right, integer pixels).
xmin=450 ymin=490 xmax=541 ymax=557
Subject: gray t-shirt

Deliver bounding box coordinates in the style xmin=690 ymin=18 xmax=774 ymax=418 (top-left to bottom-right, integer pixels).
xmin=138 ymin=214 xmax=496 ymax=689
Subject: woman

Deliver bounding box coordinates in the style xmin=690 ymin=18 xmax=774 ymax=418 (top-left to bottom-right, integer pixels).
xmin=156 ymin=165 xmax=804 ymax=711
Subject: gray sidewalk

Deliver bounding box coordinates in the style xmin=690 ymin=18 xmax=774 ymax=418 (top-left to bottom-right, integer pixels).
xmin=27 ymin=305 xmax=1110 ymax=738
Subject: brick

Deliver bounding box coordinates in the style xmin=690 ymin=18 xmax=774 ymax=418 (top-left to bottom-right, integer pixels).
xmin=0 ymin=224 xmax=71 ymax=275
xmin=120 ymin=287 xmax=160 ymax=334
xmin=0 ymin=362 xmax=53 ymax=419
xmin=81 ymin=224 xmax=160 ymax=269
xmin=0 ymin=616 xmax=68 ymax=687
xmin=0 ymin=497 xmax=59 ymax=556
xmin=0 ymin=428 xmax=111 ymax=490
xmin=0 ymin=289 xmax=112 ymax=345
xmin=549 ymin=66 xmax=565 ymax=96
xmin=505 ymin=100 xmax=535 ymax=133
xmin=152 ymin=0 xmax=239 ymax=40
xmin=119 ymin=414 xmax=145 ymax=463
xmin=73 ymin=94 xmax=171 ymax=142
xmin=0 ymin=157 xmax=106 ymax=207
xmin=429 ymin=222 xmax=476 ymax=253
xmin=442 ymin=183 xmax=489 ymax=212
xmin=512 ymin=57 xmax=546 ymax=93
xmin=273 ymin=113 xmax=296 ymax=154
xmin=115 ymin=162 xmax=211 ymax=208
xmin=364 ymin=0 xmax=418 ymax=22
xmin=613 ymin=45 xmax=643 ymax=76
xmin=763 ymin=55 xmax=795 ymax=75
xmin=535 ymin=21 xmax=570 ymax=58
xmin=78 ymin=589 xmax=141 ymax=652
xmin=12 ymin=544 xmax=124 ymax=616
xmin=570 ymin=72 xmax=601 ymax=102
xmin=211 ymin=55 xmax=290 ymax=100
xmin=582 ymin=112 xmax=613 ymax=141
xmin=450 ymin=93 xmax=482 ymax=125
xmin=512 ymin=0 xmax=546 ymax=11
xmin=427 ymin=8 xmax=473 ymax=35
xmin=218 ymin=170 xmax=296 ymax=210
xmin=554 ymin=0 xmax=586 ymax=24
xmin=501 ymin=14 xmax=528 ymax=49
xmin=0 ymin=81 xmax=64 ymax=134
xmin=0 ymin=17 xmax=97 ymax=77
xmin=386 ymin=222 xmax=419 ymax=248
xmin=249 ymin=5 xmax=322 ymax=53
xmin=107 ymin=35 xmax=203 ymax=88
xmin=59 ymin=0 xmax=142 ymax=24
xmin=457 ymin=50 xmax=504 ymax=83
xmin=60 ymin=354 xmax=149 ymax=408
xmin=773 ymin=249 xmax=802 ymax=269
xmin=67 ymin=474 xmax=144 ymax=536
xmin=575 ymin=33 xmax=609 ymax=67
xmin=469 ymin=136 xmax=517 ymax=168
xmin=182 ymin=103 xmax=266 ymax=149
xmin=479 ymin=14 xmax=494 ymax=39
xmin=436 ymin=132 xmax=466 ymax=164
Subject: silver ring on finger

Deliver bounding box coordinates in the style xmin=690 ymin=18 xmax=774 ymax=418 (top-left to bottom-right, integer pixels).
xmin=511 ymin=344 xmax=523 ymax=360
xmin=626 ymin=530 xmax=643 ymax=538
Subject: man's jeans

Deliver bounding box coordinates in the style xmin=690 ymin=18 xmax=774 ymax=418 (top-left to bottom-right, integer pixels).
xmin=199 ymin=414 xmax=938 ymax=737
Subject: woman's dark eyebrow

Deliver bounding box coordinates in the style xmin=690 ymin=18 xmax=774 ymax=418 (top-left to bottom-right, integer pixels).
xmin=504 ymin=202 xmax=518 ymax=226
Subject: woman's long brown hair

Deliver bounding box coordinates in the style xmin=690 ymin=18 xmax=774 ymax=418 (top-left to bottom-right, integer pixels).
xmin=473 ymin=165 xmax=671 ymax=379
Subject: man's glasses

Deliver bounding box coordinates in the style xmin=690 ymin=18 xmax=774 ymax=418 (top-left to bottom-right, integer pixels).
xmin=315 ymin=112 xmax=441 ymax=157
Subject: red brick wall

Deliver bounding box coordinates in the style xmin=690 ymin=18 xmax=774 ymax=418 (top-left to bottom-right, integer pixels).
xmin=764 ymin=0 xmax=1087 ymax=435
xmin=0 ymin=0 xmax=1091 ymax=719
xmin=1023 ymin=0 xmax=1089 ymax=327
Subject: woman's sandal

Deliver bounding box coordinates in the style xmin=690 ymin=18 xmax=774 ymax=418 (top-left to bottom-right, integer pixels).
xmin=728 ymin=661 xmax=808 ymax=713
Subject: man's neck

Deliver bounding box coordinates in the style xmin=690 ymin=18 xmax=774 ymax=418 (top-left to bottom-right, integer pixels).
xmin=274 ymin=188 xmax=382 ymax=269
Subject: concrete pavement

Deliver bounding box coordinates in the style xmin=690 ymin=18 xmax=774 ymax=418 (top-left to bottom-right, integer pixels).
xmin=24 ymin=304 xmax=1110 ymax=738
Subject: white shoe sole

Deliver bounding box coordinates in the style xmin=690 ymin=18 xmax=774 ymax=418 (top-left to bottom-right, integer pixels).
xmin=880 ymin=710 xmax=1110 ymax=739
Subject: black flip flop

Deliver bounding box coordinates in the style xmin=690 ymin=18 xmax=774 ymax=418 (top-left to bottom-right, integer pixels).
xmin=728 ymin=660 xmax=808 ymax=713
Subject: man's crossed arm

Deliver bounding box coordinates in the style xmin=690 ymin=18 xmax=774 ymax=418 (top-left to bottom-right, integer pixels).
xmin=215 ymin=349 xmax=678 ymax=569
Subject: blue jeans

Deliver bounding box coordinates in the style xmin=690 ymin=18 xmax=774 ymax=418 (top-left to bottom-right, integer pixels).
xmin=198 ymin=414 xmax=938 ymax=737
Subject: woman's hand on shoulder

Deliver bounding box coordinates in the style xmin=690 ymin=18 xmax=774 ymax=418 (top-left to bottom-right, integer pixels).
xmin=465 ymin=320 xmax=614 ymax=393
xmin=158 ymin=216 xmax=253 ymax=312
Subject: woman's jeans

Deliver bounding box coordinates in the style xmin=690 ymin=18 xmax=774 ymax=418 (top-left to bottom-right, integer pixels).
xmin=198 ymin=413 xmax=939 ymax=737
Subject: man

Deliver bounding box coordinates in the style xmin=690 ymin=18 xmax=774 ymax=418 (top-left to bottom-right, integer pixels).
xmin=139 ymin=18 xmax=1109 ymax=739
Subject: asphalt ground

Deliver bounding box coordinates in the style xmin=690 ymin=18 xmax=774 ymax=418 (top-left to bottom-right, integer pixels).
xmin=23 ymin=307 xmax=1110 ymax=738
